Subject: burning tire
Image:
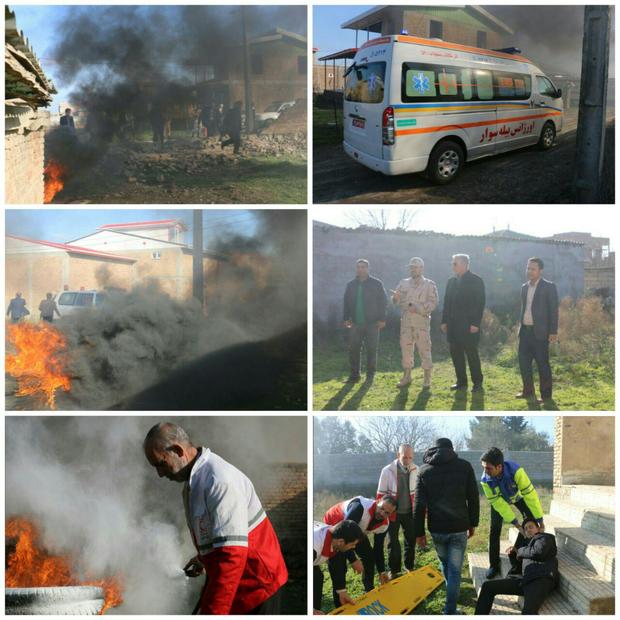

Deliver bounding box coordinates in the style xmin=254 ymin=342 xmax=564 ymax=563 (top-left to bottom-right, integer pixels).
xmin=6 ymin=586 xmax=104 ymax=615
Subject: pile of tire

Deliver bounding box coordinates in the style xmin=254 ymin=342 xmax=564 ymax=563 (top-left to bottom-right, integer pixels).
xmin=6 ymin=586 xmax=105 ymax=615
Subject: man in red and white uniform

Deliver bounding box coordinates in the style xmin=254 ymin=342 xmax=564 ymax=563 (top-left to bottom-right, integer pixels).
xmin=323 ymin=495 xmax=396 ymax=603
xmin=313 ymin=520 xmax=364 ymax=614
xmin=376 ymin=443 xmax=419 ymax=577
xmin=144 ymin=422 xmax=288 ymax=615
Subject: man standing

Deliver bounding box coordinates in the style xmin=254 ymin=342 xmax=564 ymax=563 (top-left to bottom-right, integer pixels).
xmin=39 ymin=293 xmax=61 ymax=323
xmin=392 ymin=257 xmax=438 ymax=389
xmin=6 ymin=292 xmax=29 ymax=323
xmin=480 ymin=447 xmax=544 ymax=579
xmin=221 ymin=101 xmax=243 ymax=154
xmin=517 ymin=258 xmax=559 ymax=403
xmin=413 ymin=438 xmax=480 ymax=615
xmin=475 ymin=517 xmax=559 ymax=614
xmin=376 ymin=444 xmax=418 ymax=577
xmin=144 ymin=422 xmax=288 ymax=614
xmin=441 ymin=254 xmax=485 ymax=392
xmin=313 ymin=520 xmax=364 ymax=614
xmin=323 ymin=495 xmax=396 ymax=600
xmin=59 ymin=108 xmax=75 ymax=133
xmin=343 ymin=259 xmax=388 ymax=383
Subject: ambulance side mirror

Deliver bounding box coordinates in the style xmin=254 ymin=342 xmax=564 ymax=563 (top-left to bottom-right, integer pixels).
xmin=555 ymin=88 xmax=562 ymax=99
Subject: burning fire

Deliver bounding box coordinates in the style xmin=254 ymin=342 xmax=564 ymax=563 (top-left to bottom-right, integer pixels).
xmin=44 ymin=160 xmax=66 ymax=203
xmin=6 ymin=517 xmax=123 ymax=614
xmin=6 ymin=322 xmax=71 ymax=409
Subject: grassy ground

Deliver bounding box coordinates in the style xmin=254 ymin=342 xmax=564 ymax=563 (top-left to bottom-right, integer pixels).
xmin=313 ymin=107 xmax=344 ymax=146
xmin=314 ymin=488 xmax=552 ymax=615
xmin=313 ymin=339 xmax=614 ymax=411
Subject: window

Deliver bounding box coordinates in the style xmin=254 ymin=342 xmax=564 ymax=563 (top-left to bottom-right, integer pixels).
xmin=297 ymin=55 xmax=307 ymax=75
xmin=345 ymin=62 xmax=386 ymax=103
xmin=95 ymin=293 xmax=106 ymax=306
xmin=405 ymin=69 xmax=437 ymax=98
xmin=76 ymin=293 xmax=94 ymax=307
xmin=475 ymin=70 xmax=493 ymax=100
xmin=438 ymin=70 xmax=458 ymax=96
xmin=461 ymin=68 xmax=473 ymax=100
xmin=477 ymin=30 xmax=487 ymax=48
xmin=429 ymin=20 xmax=443 ymax=39
xmin=496 ymin=74 xmax=515 ymax=97
xmin=151 ymin=251 xmax=161 ymax=260
xmin=251 ymin=54 xmax=263 ymax=75
xmin=58 ymin=292 xmax=77 ymax=306
xmin=536 ymin=75 xmax=558 ymax=98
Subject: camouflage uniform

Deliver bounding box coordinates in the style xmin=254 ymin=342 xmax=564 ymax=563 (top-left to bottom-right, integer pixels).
xmin=395 ymin=277 xmax=438 ymax=370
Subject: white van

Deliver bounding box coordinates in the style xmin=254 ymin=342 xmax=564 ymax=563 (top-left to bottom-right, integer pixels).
xmin=343 ymin=35 xmax=563 ymax=183
xmin=57 ymin=290 xmax=107 ymax=316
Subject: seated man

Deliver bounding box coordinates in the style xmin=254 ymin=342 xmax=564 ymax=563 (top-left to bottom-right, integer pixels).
xmin=475 ymin=517 xmax=559 ymax=615
xmin=324 ymin=495 xmax=397 ymax=604
xmin=313 ymin=520 xmax=364 ymax=615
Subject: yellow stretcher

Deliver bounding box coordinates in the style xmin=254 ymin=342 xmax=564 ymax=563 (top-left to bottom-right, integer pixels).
xmin=329 ymin=566 xmax=444 ymax=615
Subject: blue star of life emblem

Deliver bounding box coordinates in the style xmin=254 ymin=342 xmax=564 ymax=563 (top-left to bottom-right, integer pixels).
xmin=413 ymin=72 xmax=430 ymax=94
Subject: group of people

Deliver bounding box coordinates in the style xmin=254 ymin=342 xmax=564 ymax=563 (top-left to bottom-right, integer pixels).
xmin=6 ymin=292 xmax=61 ymax=323
xmin=188 ymin=101 xmax=245 ymax=154
xmin=343 ymin=253 xmax=559 ymax=403
xmin=314 ymin=442 xmax=558 ymax=615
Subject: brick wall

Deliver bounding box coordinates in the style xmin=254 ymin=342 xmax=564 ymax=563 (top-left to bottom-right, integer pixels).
xmin=315 ymin=450 xmax=553 ymax=491
xmin=5 ymin=124 xmax=47 ymax=204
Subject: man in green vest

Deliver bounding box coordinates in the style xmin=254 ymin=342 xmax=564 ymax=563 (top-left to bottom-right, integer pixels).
xmin=480 ymin=447 xmax=544 ymax=579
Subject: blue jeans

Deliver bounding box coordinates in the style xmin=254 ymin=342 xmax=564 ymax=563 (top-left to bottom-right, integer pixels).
xmin=431 ymin=531 xmax=468 ymax=615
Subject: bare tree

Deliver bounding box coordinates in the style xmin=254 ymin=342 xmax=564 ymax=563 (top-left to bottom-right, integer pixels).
xmin=345 ymin=208 xmax=418 ymax=231
xmin=355 ymin=416 xmax=437 ymax=453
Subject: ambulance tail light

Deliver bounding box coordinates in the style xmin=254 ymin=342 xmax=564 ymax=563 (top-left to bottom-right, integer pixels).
xmin=382 ymin=106 xmax=395 ymax=145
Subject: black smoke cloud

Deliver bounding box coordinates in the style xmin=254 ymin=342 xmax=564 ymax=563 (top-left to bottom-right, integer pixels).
xmin=489 ymin=5 xmax=615 ymax=77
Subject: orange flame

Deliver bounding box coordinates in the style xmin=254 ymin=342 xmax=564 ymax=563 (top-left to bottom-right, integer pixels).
xmin=6 ymin=322 xmax=71 ymax=409
xmin=6 ymin=517 xmax=123 ymax=614
xmin=44 ymin=160 xmax=66 ymax=203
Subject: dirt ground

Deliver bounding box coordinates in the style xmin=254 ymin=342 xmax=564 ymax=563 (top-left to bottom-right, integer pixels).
xmin=313 ymin=109 xmax=615 ymax=204
xmin=50 ymin=132 xmax=307 ymax=204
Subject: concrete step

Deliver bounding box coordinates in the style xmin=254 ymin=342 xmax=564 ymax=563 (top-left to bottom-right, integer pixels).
xmin=468 ymin=553 xmax=577 ymax=614
xmin=550 ymin=498 xmax=615 ymax=541
xmin=503 ymin=533 xmax=614 ymax=614
xmin=508 ymin=517 xmax=614 ymax=583
xmin=555 ymin=485 xmax=615 ymax=512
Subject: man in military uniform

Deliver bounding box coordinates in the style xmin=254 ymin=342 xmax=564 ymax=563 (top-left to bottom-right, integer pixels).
xmin=392 ymin=258 xmax=438 ymax=389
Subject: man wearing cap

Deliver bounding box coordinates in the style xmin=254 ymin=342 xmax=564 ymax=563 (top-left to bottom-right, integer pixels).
xmin=392 ymin=257 xmax=438 ymax=389
xmin=480 ymin=447 xmax=545 ymax=580
xmin=413 ymin=438 xmax=480 ymax=615
xmin=475 ymin=517 xmax=559 ymax=614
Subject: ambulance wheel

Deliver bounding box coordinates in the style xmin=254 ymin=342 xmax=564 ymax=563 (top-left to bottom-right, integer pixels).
xmin=426 ymin=140 xmax=463 ymax=184
xmin=538 ymin=122 xmax=556 ymax=150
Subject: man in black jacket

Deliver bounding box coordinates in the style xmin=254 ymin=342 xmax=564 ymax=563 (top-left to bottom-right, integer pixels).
xmin=342 ymin=259 xmax=388 ymax=382
xmin=413 ymin=438 xmax=480 ymax=615
xmin=475 ymin=517 xmax=559 ymax=614
xmin=516 ymin=258 xmax=559 ymax=403
xmin=441 ymin=254 xmax=486 ymax=392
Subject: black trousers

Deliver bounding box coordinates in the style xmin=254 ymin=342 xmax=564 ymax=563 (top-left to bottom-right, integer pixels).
xmin=518 ymin=327 xmax=552 ymax=398
xmin=489 ymin=499 xmax=533 ymax=569
xmin=380 ymin=513 xmax=416 ymax=573
xmin=222 ymin=132 xmax=241 ymax=154
xmin=313 ymin=565 xmax=324 ymax=611
xmin=349 ymin=324 xmax=380 ymax=377
xmin=475 ymin=576 xmax=555 ymax=614
xmin=248 ymin=586 xmax=283 ymax=614
xmin=328 ymin=536 xmax=377 ymax=606
xmin=449 ymin=334 xmax=483 ymax=386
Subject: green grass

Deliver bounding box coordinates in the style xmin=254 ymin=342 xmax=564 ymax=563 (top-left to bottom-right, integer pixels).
xmin=313 ymin=106 xmax=344 ymax=146
xmin=313 ymin=339 xmax=614 ymax=411
xmin=314 ymin=488 xmax=552 ymax=614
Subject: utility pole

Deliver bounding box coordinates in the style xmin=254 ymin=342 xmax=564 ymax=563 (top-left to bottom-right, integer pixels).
xmin=574 ymin=6 xmax=610 ymax=203
xmin=241 ymin=6 xmax=254 ymax=133
xmin=192 ymin=210 xmax=204 ymax=310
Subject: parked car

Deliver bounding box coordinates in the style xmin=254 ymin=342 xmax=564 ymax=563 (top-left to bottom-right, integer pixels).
xmin=255 ymin=100 xmax=297 ymax=126
xmin=56 ymin=290 xmax=107 ymax=315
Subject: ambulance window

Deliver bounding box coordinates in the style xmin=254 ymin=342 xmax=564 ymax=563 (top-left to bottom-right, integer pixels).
xmin=405 ymin=69 xmax=437 ymax=98
xmin=496 ymin=75 xmax=515 ymax=97
xmin=514 ymin=76 xmax=531 ymax=97
xmin=460 ymin=68 xmax=473 ymax=100
xmin=537 ymin=76 xmax=557 ymax=97
xmin=438 ymin=70 xmax=458 ymax=96
xmin=345 ymin=62 xmax=386 ymax=104
xmin=475 ymin=70 xmax=493 ymax=100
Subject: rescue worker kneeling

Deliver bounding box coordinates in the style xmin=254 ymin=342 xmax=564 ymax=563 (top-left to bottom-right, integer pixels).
xmin=475 ymin=517 xmax=559 ymax=615
xmin=313 ymin=520 xmax=365 ymax=614
xmin=324 ymin=496 xmax=397 ymax=605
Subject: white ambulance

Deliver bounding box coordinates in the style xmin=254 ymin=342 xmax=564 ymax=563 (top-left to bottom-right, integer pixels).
xmin=343 ymin=35 xmax=563 ymax=183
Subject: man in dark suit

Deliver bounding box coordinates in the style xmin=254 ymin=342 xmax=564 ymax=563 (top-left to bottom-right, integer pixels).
xmin=343 ymin=259 xmax=388 ymax=382
xmin=516 ymin=257 xmax=559 ymax=403
xmin=441 ymin=254 xmax=485 ymax=392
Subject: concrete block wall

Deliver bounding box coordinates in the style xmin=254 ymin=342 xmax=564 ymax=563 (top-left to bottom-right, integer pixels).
xmin=314 ymin=450 xmax=553 ymax=490
xmin=5 ymin=128 xmax=46 ymax=204
xmin=313 ymin=223 xmax=586 ymax=325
